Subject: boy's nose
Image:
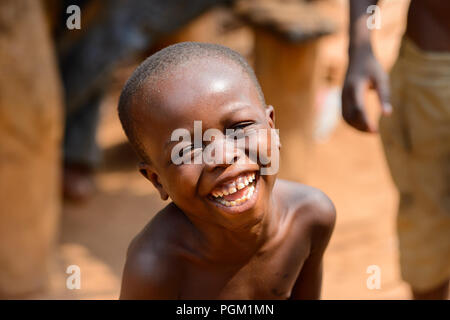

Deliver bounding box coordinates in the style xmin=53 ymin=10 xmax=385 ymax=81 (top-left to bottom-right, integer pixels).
xmin=204 ymin=136 xmax=243 ymax=171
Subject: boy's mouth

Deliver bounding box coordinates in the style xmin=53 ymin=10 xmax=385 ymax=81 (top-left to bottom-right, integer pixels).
xmin=208 ymin=172 xmax=258 ymax=208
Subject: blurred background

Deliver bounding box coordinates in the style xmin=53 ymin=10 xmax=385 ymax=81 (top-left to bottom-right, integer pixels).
xmin=0 ymin=0 xmax=412 ymax=299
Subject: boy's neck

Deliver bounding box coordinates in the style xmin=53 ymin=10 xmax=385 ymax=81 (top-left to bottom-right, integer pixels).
xmin=186 ymin=193 xmax=282 ymax=264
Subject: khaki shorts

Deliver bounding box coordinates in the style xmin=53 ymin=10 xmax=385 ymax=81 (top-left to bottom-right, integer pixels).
xmin=379 ymin=38 xmax=450 ymax=292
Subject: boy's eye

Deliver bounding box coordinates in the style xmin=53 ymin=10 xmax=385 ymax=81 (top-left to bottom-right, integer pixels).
xmin=178 ymin=144 xmax=204 ymax=159
xmin=232 ymin=121 xmax=254 ymax=130
xmin=180 ymin=144 xmax=194 ymax=157
xmin=228 ymin=121 xmax=256 ymax=139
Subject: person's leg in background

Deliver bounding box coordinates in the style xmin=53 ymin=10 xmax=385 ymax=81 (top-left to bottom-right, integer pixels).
xmin=62 ymin=91 xmax=103 ymax=201
xmin=0 ymin=0 xmax=62 ymax=296
xmin=380 ymin=38 xmax=450 ymax=300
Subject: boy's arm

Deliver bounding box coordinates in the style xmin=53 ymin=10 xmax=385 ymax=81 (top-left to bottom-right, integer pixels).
xmin=342 ymin=0 xmax=391 ymax=133
xmin=289 ymin=193 xmax=336 ymax=300
xmin=120 ymin=247 xmax=179 ymax=299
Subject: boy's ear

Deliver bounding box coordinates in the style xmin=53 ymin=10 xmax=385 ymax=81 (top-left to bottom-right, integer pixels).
xmin=265 ymin=105 xmax=276 ymax=129
xmin=265 ymin=105 xmax=281 ymax=149
xmin=138 ymin=162 xmax=169 ymax=201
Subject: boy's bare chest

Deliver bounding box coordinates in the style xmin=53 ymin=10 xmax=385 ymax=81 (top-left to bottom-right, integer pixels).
xmin=179 ymin=238 xmax=310 ymax=299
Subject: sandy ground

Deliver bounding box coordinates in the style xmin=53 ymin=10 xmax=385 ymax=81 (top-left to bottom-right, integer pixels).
xmin=30 ymin=0 xmax=413 ymax=300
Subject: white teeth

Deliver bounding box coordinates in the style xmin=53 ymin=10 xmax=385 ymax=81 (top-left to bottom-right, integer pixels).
xmin=211 ymin=172 xmax=257 ymax=200
xmin=214 ymin=184 xmax=255 ymax=207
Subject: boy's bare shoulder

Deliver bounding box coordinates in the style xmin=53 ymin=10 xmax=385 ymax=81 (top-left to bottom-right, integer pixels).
xmin=120 ymin=202 xmax=194 ymax=299
xmin=274 ymin=179 xmax=336 ymax=248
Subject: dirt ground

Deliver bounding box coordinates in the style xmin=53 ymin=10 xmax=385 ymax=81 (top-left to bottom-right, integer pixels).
xmin=31 ymin=0 xmax=413 ymax=300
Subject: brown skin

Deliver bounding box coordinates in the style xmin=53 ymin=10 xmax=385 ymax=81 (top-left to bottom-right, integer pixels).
xmin=342 ymin=0 xmax=450 ymax=133
xmin=343 ymin=0 xmax=450 ymax=299
xmin=119 ymin=57 xmax=336 ymax=299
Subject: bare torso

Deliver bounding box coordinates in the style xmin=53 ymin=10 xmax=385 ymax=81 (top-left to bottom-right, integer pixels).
xmin=406 ymin=0 xmax=450 ymax=51
xmin=175 ymin=180 xmax=313 ymax=299
xmin=120 ymin=180 xmax=335 ymax=300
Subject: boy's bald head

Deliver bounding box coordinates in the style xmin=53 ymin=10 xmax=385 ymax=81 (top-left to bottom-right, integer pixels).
xmin=118 ymin=42 xmax=266 ymax=163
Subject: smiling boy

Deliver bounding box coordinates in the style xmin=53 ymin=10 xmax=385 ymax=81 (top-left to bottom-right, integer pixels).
xmin=118 ymin=42 xmax=335 ymax=299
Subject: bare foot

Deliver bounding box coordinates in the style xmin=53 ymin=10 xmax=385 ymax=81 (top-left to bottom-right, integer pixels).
xmin=63 ymin=163 xmax=96 ymax=203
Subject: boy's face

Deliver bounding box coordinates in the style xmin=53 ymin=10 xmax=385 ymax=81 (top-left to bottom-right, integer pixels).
xmin=134 ymin=57 xmax=278 ymax=230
